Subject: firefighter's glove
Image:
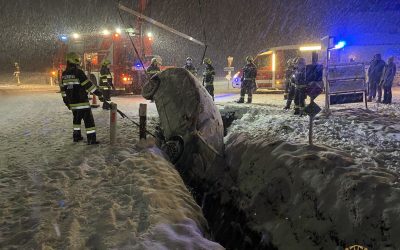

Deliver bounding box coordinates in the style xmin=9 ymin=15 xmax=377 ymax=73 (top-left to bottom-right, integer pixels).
xmin=98 ymin=95 xmax=105 ymax=102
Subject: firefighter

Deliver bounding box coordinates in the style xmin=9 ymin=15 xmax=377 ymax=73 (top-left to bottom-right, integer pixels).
xmin=60 ymin=52 xmax=104 ymax=145
xmin=293 ymin=57 xmax=307 ymax=115
xmin=380 ymin=56 xmax=397 ymax=104
xmin=367 ymin=54 xmax=385 ymax=102
xmin=202 ymin=57 xmax=216 ymax=100
xmin=147 ymin=57 xmax=161 ymax=78
xmin=99 ymin=59 xmax=114 ymax=110
xmin=184 ymin=57 xmax=197 ymax=76
xmin=237 ymin=56 xmax=257 ymax=103
xmin=283 ymin=58 xmax=297 ymax=109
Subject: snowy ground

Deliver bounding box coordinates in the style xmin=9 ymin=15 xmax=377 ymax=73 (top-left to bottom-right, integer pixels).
xmin=221 ymin=87 xmax=400 ymax=172
xmin=0 ymin=89 xmax=223 ymax=249
xmin=2 ymin=76 xmax=400 ymax=249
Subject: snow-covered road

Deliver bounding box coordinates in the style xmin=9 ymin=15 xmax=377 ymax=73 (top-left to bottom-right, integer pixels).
xmin=0 ymin=90 xmax=223 ymax=249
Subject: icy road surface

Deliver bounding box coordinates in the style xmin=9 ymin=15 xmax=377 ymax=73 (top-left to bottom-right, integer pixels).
xmin=0 ymin=90 xmax=223 ymax=249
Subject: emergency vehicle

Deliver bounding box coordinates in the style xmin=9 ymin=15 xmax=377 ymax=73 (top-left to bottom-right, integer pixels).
xmin=233 ymin=34 xmax=400 ymax=90
xmin=53 ymin=29 xmax=155 ymax=94
xmin=232 ymin=44 xmax=324 ymax=90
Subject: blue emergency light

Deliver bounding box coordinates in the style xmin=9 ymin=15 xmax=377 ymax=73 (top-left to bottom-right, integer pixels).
xmin=60 ymin=35 xmax=68 ymax=41
xmin=334 ymin=40 xmax=346 ymax=49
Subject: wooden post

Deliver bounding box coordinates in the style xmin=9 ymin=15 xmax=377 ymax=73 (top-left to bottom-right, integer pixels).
xmin=110 ymin=102 xmax=117 ymax=145
xmin=139 ymin=103 xmax=147 ymax=139
xmin=309 ymin=115 xmax=314 ymax=145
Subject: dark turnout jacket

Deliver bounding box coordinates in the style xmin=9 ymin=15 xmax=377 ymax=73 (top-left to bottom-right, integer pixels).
xmin=61 ymin=64 xmax=102 ymax=110
xmin=381 ymin=62 xmax=397 ymax=87
xmin=368 ymin=59 xmax=386 ymax=84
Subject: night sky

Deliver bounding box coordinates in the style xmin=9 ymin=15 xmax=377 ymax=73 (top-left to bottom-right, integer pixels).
xmin=0 ymin=0 xmax=399 ymax=73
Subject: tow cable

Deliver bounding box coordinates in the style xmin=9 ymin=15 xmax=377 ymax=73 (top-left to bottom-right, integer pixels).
xmin=104 ymin=100 xmax=157 ymax=138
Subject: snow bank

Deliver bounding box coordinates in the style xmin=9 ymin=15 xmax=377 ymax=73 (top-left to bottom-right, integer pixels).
xmin=224 ymin=133 xmax=400 ymax=249
xmin=204 ymin=102 xmax=400 ymax=249
xmin=223 ymin=102 xmax=400 ymax=170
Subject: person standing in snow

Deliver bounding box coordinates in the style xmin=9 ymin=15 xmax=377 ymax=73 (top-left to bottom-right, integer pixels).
xmin=237 ymin=56 xmax=257 ymax=104
xmin=368 ymin=54 xmax=385 ymax=102
xmin=184 ymin=57 xmax=197 ymax=76
xmin=99 ymin=59 xmax=115 ymax=110
xmin=202 ymin=57 xmax=216 ymax=101
xmin=146 ymin=57 xmax=161 ymax=78
xmin=13 ymin=62 xmax=21 ymax=85
xmin=283 ymin=58 xmax=297 ymax=110
xmin=293 ymin=58 xmax=307 ymax=116
xmin=146 ymin=57 xmax=161 ymax=103
xmin=379 ymin=56 xmax=397 ymax=104
xmin=60 ymin=52 xmax=104 ymax=145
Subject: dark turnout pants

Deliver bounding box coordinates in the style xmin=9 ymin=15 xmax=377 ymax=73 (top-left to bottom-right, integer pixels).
xmin=285 ymin=85 xmax=295 ymax=108
xmin=205 ymin=84 xmax=214 ymax=100
xmin=369 ymin=81 xmax=379 ymax=99
xmin=383 ymin=85 xmax=392 ymax=104
xmin=294 ymin=85 xmax=307 ymax=113
xmin=102 ymin=89 xmax=111 ymax=109
xmin=240 ymin=80 xmax=254 ymax=102
xmin=72 ymin=108 xmax=96 ymax=142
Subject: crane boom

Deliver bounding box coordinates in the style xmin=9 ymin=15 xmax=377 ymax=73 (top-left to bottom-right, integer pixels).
xmin=118 ymin=3 xmax=206 ymax=47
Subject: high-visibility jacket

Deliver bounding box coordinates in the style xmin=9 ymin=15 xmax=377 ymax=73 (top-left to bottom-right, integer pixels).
xmin=61 ymin=64 xmax=102 ymax=110
xmin=99 ymin=66 xmax=114 ymax=90
xmin=203 ymin=64 xmax=215 ymax=85
xmin=184 ymin=63 xmax=197 ymax=75
xmin=241 ymin=62 xmax=257 ymax=82
xmin=146 ymin=63 xmax=161 ymax=78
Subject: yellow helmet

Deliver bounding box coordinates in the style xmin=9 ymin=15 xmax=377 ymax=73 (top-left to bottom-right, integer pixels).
xmin=246 ymin=56 xmax=254 ymax=62
xmin=66 ymin=52 xmax=81 ymax=65
xmin=102 ymin=59 xmax=111 ymax=66
xmin=203 ymin=58 xmax=211 ymax=64
xmin=151 ymin=58 xmax=159 ymax=64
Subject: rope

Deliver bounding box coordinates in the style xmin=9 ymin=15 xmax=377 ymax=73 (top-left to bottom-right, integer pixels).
xmin=197 ymin=0 xmax=208 ymax=66
xmin=105 ymin=100 xmax=157 ymax=138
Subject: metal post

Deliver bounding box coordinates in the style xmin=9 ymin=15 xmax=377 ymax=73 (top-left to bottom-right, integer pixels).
xmin=324 ymin=49 xmax=330 ymax=114
xmin=139 ymin=103 xmax=147 ymax=139
xmin=110 ymin=102 xmax=117 ymax=145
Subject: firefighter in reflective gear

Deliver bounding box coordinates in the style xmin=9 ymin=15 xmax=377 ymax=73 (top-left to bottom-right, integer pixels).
xmin=184 ymin=57 xmax=197 ymax=76
xmin=283 ymin=58 xmax=297 ymax=109
xmin=237 ymin=56 xmax=257 ymax=103
xmin=60 ymin=52 xmax=104 ymax=145
xmin=99 ymin=59 xmax=114 ymax=110
xmin=147 ymin=57 xmax=161 ymax=78
xmin=14 ymin=62 xmax=21 ymax=85
xmin=293 ymin=58 xmax=307 ymax=115
xmin=202 ymin=58 xmax=216 ymax=100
